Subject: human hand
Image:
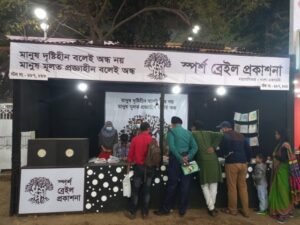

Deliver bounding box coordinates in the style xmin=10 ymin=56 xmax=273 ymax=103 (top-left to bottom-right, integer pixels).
xmin=182 ymin=156 xmax=189 ymax=165
xmin=207 ymin=147 xmax=215 ymax=154
xmin=282 ymin=142 xmax=291 ymax=149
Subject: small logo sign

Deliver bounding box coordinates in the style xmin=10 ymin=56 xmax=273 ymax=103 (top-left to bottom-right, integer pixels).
xmin=144 ymin=53 xmax=171 ymax=80
xmin=25 ymin=177 xmax=54 ymax=204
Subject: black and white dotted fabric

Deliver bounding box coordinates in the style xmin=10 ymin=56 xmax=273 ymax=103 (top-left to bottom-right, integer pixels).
xmin=85 ymin=164 xmax=126 ymax=212
xmin=84 ymin=164 xmax=169 ymax=213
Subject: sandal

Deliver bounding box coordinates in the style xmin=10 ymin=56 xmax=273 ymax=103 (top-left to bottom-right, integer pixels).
xmin=221 ymin=208 xmax=237 ymax=216
xmin=238 ymin=209 xmax=250 ymax=218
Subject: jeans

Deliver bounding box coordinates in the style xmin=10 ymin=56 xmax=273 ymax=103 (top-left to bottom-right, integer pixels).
xmin=129 ymin=165 xmax=154 ymax=215
xmin=201 ymin=183 xmax=218 ymax=211
xmin=257 ymin=184 xmax=268 ymax=211
xmin=161 ymin=153 xmax=192 ymax=214
xmin=225 ymin=163 xmax=249 ymax=215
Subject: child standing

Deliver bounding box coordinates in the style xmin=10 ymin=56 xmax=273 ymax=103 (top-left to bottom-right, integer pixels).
xmin=252 ymin=153 xmax=268 ymax=215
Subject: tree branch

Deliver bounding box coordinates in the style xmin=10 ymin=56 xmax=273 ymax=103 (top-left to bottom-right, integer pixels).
xmin=96 ymin=0 xmax=110 ymax=21
xmin=103 ymin=6 xmax=191 ymax=40
xmin=112 ymin=0 xmax=127 ymax=27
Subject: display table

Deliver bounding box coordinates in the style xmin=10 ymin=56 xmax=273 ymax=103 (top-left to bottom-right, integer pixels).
xmin=84 ymin=162 xmax=261 ymax=213
xmin=18 ymin=163 xmax=263 ymax=214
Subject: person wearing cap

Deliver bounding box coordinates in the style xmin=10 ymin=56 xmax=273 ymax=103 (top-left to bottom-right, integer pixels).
xmin=217 ymin=121 xmax=251 ymax=217
xmin=154 ymin=116 xmax=198 ymax=217
xmin=191 ymin=120 xmax=224 ymax=217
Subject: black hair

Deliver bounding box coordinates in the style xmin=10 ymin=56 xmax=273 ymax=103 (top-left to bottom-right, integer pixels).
xmin=192 ymin=120 xmax=204 ymax=131
xmin=275 ymin=128 xmax=289 ymax=143
xmin=255 ymin=153 xmax=265 ymax=162
xmin=120 ymin=133 xmax=128 ymax=142
xmin=140 ymin=122 xmax=150 ymax=131
xmin=171 ymin=116 xmax=183 ymax=124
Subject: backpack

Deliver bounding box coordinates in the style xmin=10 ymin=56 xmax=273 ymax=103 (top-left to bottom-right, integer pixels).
xmin=144 ymin=139 xmax=161 ymax=167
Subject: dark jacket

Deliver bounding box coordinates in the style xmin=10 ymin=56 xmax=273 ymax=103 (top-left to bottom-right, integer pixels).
xmin=218 ymin=130 xmax=251 ymax=164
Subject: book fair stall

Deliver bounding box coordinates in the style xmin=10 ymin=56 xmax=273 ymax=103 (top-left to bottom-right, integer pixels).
xmin=8 ymin=41 xmax=293 ymax=215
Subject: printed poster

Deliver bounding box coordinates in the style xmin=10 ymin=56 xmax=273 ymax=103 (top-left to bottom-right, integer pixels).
xmin=19 ymin=168 xmax=84 ymax=214
xmin=105 ymin=92 xmax=188 ymax=137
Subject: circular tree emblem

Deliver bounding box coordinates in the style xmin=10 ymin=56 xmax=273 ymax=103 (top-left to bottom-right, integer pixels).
xmin=119 ymin=114 xmax=169 ymax=139
xmin=25 ymin=177 xmax=54 ymax=204
xmin=144 ymin=53 xmax=171 ymax=80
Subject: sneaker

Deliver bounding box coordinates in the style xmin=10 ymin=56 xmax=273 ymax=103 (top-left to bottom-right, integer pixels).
xmin=257 ymin=210 xmax=267 ymax=215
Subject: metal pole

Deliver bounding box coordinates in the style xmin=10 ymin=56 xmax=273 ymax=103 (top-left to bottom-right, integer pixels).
xmin=159 ymin=85 xmax=165 ymax=164
xmin=288 ymin=55 xmax=296 ymax=148
xmin=44 ymin=30 xmax=47 ymax=41
xmin=10 ymin=80 xmax=21 ymax=216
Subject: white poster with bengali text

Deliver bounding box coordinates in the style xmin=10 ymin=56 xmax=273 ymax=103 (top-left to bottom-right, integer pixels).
xmin=19 ymin=168 xmax=84 ymax=214
xmin=9 ymin=42 xmax=290 ymax=90
xmin=105 ymin=92 xmax=188 ymax=137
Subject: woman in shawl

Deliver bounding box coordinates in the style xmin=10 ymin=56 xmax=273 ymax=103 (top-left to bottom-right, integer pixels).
xmin=269 ymin=128 xmax=300 ymax=223
xmin=98 ymin=121 xmax=118 ymax=159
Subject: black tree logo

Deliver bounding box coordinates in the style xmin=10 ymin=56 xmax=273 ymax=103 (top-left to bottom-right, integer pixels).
xmin=144 ymin=53 xmax=171 ymax=80
xmin=119 ymin=114 xmax=169 ymax=138
xmin=25 ymin=177 xmax=54 ymax=204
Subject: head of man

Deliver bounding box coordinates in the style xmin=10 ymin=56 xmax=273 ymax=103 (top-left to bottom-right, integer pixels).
xmin=140 ymin=122 xmax=151 ymax=133
xmin=120 ymin=133 xmax=129 ymax=145
xmin=191 ymin=120 xmax=204 ymax=131
xmin=171 ymin=116 xmax=183 ymax=128
xmin=216 ymin=121 xmax=232 ymax=133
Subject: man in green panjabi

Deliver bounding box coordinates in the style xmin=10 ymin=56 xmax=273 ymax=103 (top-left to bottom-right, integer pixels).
xmin=191 ymin=120 xmax=223 ymax=217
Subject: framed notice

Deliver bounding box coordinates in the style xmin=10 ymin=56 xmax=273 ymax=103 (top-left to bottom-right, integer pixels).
xmin=19 ymin=168 xmax=84 ymax=214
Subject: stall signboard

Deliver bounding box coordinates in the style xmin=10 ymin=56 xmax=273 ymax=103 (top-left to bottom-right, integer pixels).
xmin=19 ymin=168 xmax=84 ymax=214
xmin=105 ymin=92 xmax=188 ymax=132
xmin=9 ymin=42 xmax=290 ymax=90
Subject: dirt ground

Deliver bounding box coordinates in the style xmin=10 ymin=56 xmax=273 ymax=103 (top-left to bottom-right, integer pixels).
xmin=1 ymin=178 xmax=300 ymax=225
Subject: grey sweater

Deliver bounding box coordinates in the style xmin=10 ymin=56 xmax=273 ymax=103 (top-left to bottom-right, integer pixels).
xmin=252 ymin=163 xmax=267 ymax=186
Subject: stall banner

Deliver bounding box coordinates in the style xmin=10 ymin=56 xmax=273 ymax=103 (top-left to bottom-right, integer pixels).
xmin=105 ymin=92 xmax=188 ymax=135
xmin=9 ymin=42 xmax=290 ymax=90
xmin=19 ymin=168 xmax=84 ymax=214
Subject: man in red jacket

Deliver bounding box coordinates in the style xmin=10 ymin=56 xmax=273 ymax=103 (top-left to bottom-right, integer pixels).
xmin=124 ymin=122 xmax=153 ymax=219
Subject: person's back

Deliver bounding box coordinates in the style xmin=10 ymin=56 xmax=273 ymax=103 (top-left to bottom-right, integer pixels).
xmin=128 ymin=131 xmax=152 ymax=165
xmin=170 ymin=125 xmax=192 ymax=150
xmin=253 ymin=163 xmax=267 ymax=186
xmin=217 ymin=121 xmax=250 ymax=218
xmin=221 ymin=130 xmax=251 ymax=164
xmin=155 ymin=116 xmax=197 ymax=217
xmin=125 ymin=122 xmax=154 ymax=220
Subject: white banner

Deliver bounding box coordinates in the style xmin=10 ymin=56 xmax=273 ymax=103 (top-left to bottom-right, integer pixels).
xmin=19 ymin=168 xmax=84 ymax=214
xmin=105 ymin=92 xmax=188 ymax=136
xmin=9 ymin=42 xmax=290 ymax=90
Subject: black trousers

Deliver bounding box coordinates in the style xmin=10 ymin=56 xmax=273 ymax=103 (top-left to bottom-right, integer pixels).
xmin=129 ymin=165 xmax=154 ymax=214
xmin=161 ymin=153 xmax=192 ymax=214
